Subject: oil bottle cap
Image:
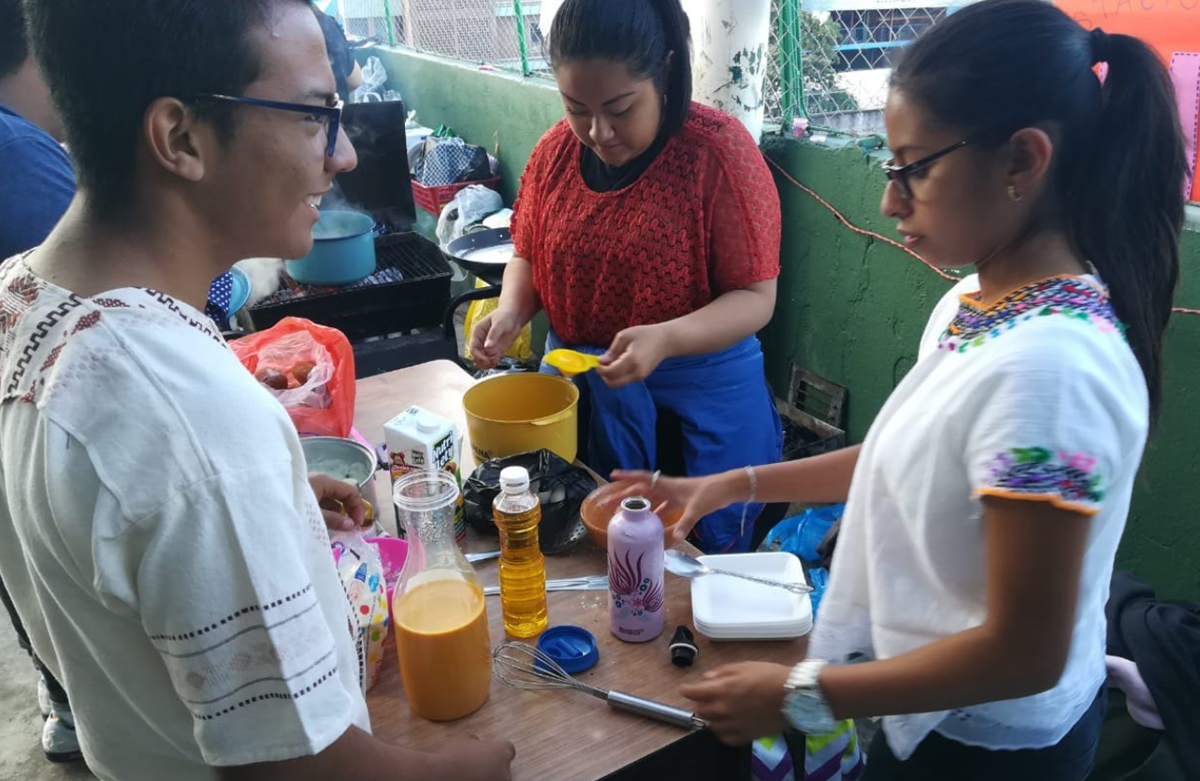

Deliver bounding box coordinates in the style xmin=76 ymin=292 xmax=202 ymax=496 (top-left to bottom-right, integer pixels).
xmin=669 ymin=625 xmax=699 ymax=668
xmin=499 ymin=466 xmax=530 ymax=494
xmin=537 ymin=625 xmax=599 ymax=674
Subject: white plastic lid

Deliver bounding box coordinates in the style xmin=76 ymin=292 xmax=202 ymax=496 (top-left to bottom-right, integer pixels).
xmin=499 ymin=466 xmax=530 ymax=494
xmin=416 ymin=411 xmax=440 ymax=434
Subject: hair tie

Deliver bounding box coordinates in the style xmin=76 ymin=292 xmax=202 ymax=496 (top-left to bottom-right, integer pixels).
xmin=1091 ymin=27 xmax=1111 ymax=64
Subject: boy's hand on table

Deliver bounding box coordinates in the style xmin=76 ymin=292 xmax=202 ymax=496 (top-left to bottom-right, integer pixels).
xmin=432 ymin=734 xmax=516 ymax=781
xmin=308 ymin=473 xmax=369 ymax=532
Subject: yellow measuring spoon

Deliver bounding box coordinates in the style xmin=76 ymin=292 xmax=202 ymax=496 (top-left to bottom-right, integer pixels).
xmin=544 ymin=349 xmax=602 ymax=378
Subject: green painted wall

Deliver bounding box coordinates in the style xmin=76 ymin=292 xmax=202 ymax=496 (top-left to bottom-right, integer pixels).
xmin=369 ymin=47 xmax=1199 ymax=598
xmin=761 ymin=137 xmax=1200 ymax=600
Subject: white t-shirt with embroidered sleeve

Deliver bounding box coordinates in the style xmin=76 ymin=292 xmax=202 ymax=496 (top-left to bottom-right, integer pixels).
xmin=807 ymin=273 xmax=1148 ymax=759
xmin=0 ymin=256 xmax=369 ymax=781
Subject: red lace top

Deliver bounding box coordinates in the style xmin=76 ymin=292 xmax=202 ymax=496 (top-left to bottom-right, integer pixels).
xmin=511 ymin=103 xmax=782 ymax=347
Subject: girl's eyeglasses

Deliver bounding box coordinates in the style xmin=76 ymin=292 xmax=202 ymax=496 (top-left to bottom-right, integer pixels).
xmin=192 ymin=94 xmax=344 ymax=158
xmin=881 ymin=140 xmax=969 ymax=200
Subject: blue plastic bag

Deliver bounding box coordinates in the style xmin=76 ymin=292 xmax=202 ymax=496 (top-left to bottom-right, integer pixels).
xmin=806 ymin=567 xmax=829 ymax=617
xmin=762 ymin=504 xmax=845 ymax=562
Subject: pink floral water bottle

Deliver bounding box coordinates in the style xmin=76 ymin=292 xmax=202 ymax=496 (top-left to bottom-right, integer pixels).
xmin=608 ymin=496 xmax=665 ymax=643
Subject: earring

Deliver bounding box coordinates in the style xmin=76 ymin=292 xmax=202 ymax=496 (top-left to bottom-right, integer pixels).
xmin=662 ymin=93 xmax=668 ymax=106
xmin=1007 ymin=185 xmax=1023 ymax=202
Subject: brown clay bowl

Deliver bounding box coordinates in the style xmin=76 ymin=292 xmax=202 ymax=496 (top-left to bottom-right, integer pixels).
xmin=580 ymin=483 xmax=686 ymax=549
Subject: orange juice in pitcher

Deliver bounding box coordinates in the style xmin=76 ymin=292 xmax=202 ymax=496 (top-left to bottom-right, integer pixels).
xmin=394 ymin=579 xmax=491 ymax=720
xmin=392 ymin=471 xmax=491 ymax=721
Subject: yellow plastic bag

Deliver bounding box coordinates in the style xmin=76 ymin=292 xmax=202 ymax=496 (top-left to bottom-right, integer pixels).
xmin=463 ymin=279 xmax=532 ymax=361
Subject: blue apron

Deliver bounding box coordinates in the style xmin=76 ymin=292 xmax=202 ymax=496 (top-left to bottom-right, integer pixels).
xmin=544 ymin=330 xmax=782 ymax=553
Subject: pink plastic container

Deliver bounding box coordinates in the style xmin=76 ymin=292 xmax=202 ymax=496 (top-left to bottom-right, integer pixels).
xmin=366 ymin=536 xmax=409 ymax=622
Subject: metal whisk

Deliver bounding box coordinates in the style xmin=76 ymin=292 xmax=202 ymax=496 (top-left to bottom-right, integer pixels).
xmin=492 ymin=641 xmax=707 ymax=730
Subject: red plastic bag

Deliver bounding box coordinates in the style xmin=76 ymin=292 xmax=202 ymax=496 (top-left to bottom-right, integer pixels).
xmin=230 ymin=317 xmax=356 ymax=438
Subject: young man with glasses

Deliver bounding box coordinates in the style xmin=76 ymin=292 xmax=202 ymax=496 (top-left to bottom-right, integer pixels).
xmin=0 ymin=2 xmax=514 ymax=780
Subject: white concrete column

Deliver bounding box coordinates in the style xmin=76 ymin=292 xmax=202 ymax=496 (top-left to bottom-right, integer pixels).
xmin=683 ymin=0 xmax=772 ymax=139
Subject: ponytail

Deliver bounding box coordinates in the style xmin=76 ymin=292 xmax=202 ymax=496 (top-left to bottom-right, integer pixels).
xmin=548 ymin=0 xmax=693 ymax=135
xmin=650 ymin=0 xmax=692 ymax=134
xmin=892 ymin=0 xmax=1186 ymax=421
xmin=1069 ymin=32 xmax=1186 ymax=422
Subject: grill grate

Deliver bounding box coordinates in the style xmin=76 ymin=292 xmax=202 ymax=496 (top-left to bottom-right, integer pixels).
xmin=258 ymin=235 xmax=448 ymax=306
xmin=246 ymin=232 xmax=452 ymax=340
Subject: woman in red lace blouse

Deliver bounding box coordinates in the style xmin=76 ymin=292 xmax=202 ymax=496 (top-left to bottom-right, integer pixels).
xmin=469 ymin=0 xmax=783 ymax=552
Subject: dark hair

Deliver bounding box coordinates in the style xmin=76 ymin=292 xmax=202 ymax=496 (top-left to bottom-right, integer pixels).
xmin=892 ymin=0 xmax=1186 ymax=421
xmin=0 ymin=0 xmax=28 ymax=78
xmin=23 ymin=0 xmax=311 ymax=218
xmin=315 ymin=8 xmax=354 ymax=100
xmin=548 ymin=0 xmax=692 ymax=136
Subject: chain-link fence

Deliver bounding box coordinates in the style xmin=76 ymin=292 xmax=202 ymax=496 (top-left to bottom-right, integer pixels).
xmin=767 ymin=1 xmax=954 ymax=135
xmin=340 ymin=0 xmax=961 ymax=135
xmin=337 ymin=0 xmax=549 ymax=75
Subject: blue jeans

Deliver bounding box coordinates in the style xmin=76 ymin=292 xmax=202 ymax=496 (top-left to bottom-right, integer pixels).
xmin=863 ymin=686 xmax=1107 ymax=781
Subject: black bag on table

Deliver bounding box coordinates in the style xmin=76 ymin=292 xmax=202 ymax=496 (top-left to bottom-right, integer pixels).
xmin=463 ymin=449 xmax=596 ymax=554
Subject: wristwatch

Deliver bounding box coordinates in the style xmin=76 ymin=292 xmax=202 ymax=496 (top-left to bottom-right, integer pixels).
xmin=781 ymin=659 xmax=836 ymax=734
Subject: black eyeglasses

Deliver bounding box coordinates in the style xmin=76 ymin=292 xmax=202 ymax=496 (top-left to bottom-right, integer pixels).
xmin=881 ymin=140 xmax=969 ymax=200
xmin=192 ymin=94 xmax=344 ymax=157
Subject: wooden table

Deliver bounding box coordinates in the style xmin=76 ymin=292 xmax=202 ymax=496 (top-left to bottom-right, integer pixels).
xmin=355 ymin=361 xmax=808 ymax=781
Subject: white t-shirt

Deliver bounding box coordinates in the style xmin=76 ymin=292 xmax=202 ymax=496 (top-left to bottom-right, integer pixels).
xmin=0 ymin=255 xmax=370 ymax=780
xmin=808 ymin=273 xmax=1147 ymax=759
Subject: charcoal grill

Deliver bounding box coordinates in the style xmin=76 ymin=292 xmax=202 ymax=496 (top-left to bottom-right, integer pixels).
xmin=236 ymin=98 xmax=474 ymax=376
xmin=246 ymin=232 xmax=452 ymax=342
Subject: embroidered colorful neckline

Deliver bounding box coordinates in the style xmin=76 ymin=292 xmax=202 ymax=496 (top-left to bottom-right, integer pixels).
xmin=938 ymin=276 xmax=1123 ymax=354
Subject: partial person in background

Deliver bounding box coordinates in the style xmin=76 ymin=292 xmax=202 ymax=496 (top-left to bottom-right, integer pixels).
xmin=315 ymin=6 xmax=363 ymax=100
xmin=0 ymin=0 xmax=82 ymax=762
xmin=469 ymin=0 xmax=782 ymax=554
xmin=613 ymin=1 xmax=1186 ymax=778
xmin=0 ymin=0 xmax=72 ymax=261
xmin=1 ymin=1 xmax=513 ymax=779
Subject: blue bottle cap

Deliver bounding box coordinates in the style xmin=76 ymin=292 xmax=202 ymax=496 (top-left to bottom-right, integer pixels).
xmin=537 ymin=625 xmax=599 ymax=674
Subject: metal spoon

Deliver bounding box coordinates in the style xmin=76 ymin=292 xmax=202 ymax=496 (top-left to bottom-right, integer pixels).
xmin=663 ymin=550 xmax=813 ymax=595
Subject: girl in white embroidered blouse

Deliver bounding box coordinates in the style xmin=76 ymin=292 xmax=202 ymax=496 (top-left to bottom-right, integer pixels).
xmin=610 ymin=0 xmax=1186 ymax=777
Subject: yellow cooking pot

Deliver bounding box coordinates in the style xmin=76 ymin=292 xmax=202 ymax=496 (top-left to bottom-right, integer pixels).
xmin=462 ymin=373 xmax=580 ymax=464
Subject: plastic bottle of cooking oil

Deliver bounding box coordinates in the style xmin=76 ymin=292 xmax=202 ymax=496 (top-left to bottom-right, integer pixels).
xmin=493 ymin=467 xmax=548 ymax=638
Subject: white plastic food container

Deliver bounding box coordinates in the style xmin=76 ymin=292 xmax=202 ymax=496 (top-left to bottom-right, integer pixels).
xmin=690 ymin=552 xmax=813 ymax=641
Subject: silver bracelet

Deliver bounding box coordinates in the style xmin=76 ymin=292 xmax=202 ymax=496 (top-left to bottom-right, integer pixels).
xmin=739 ymin=465 xmax=758 ymax=538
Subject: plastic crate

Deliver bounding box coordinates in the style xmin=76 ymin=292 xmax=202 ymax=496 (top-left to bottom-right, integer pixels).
xmin=411 ymin=176 xmax=502 ymax=216
xmin=777 ymin=365 xmax=848 ymax=461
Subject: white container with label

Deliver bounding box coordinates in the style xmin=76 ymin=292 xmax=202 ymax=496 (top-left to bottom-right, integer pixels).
xmin=384 ymin=406 xmax=465 ymax=547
